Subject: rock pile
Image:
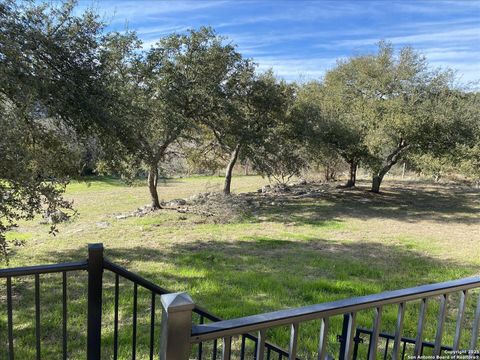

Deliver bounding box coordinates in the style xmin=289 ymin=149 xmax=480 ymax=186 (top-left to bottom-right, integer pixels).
xmin=113 ymin=179 xmax=337 ymax=223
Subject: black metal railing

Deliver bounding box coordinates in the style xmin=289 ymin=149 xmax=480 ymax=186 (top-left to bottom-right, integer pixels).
xmin=0 ymin=243 xmax=290 ymax=360
xmin=352 ymin=327 xmax=454 ymax=360
xmin=2 ymin=243 xmax=479 ymax=360
xmin=103 ymin=255 xmax=291 ymax=360
xmin=0 ymin=260 xmax=88 ymax=360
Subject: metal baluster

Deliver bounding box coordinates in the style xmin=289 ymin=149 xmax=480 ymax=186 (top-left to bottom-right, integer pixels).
xmin=352 ymin=328 xmax=361 ymax=360
xmin=433 ymin=294 xmax=448 ymax=356
xmin=453 ymin=290 xmax=468 ymax=350
xmin=113 ymin=274 xmax=119 ymax=360
xmin=470 ymin=291 xmax=480 ymax=350
xmin=266 ymin=346 xmax=271 ymax=360
xmin=369 ymin=306 xmax=383 ymax=360
xmin=132 ymin=283 xmax=137 ymax=360
xmin=383 ymin=339 xmax=389 ymax=360
xmin=239 ymin=335 xmax=245 ymax=360
xmin=150 ymin=292 xmax=155 ymax=360
xmin=344 ymin=312 xmax=357 ymax=360
xmin=222 ymin=337 xmax=231 ymax=360
xmin=317 ymin=317 xmax=329 ymax=360
xmin=401 ymin=341 xmax=406 ymax=360
xmin=7 ymin=276 xmax=13 ymax=360
xmin=289 ymin=323 xmax=299 ymax=360
xmin=212 ymin=339 xmax=217 ymax=360
xmin=198 ymin=316 xmax=204 ymax=360
xmin=257 ymin=329 xmax=266 ymax=360
xmin=35 ymin=274 xmax=41 ymax=360
xmin=392 ymin=302 xmax=405 ymax=360
xmin=62 ymin=272 xmax=67 ymax=360
xmin=413 ymin=298 xmax=427 ymax=356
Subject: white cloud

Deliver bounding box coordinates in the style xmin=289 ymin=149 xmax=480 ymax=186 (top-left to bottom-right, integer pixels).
xmin=393 ymin=0 xmax=480 ymax=15
xmin=75 ymin=0 xmax=478 ymax=84
xmin=331 ymin=27 xmax=479 ymax=49
xmin=78 ymin=0 xmax=229 ymax=23
xmin=254 ymin=56 xmax=338 ymax=81
xmin=215 ymin=2 xmax=383 ymax=28
xmin=430 ymin=62 xmax=480 ymax=84
xmin=422 ymin=47 xmax=480 ymax=62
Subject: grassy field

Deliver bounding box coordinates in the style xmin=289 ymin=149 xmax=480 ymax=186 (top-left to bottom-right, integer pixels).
xmin=1 ymin=175 xmax=479 ymax=359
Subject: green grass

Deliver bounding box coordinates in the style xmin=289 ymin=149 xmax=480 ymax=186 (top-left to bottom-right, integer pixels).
xmin=1 ymin=175 xmax=479 ymax=359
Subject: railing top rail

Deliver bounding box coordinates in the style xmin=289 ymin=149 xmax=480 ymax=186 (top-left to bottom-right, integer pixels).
xmin=191 ymin=276 xmax=480 ymax=342
xmin=0 ymin=260 xmax=88 ymax=278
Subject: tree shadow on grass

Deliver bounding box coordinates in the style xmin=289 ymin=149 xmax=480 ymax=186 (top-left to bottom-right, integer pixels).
xmin=252 ymin=180 xmax=479 ymax=226
xmin=32 ymin=237 xmax=480 ymax=312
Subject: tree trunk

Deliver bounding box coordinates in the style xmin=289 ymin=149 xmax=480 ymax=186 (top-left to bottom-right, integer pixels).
xmin=345 ymin=161 xmax=357 ymax=187
xmin=330 ymin=168 xmax=336 ymax=181
xmin=324 ymin=164 xmax=336 ymax=181
xmin=324 ymin=165 xmax=331 ymax=181
xmin=371 ymin=140 xmax=409 ymax=193
xmin=371 ymin=173 xmax=384 ymax=193
xmin=148 ymin=164 xmax=161 ymax=209
xmin=371 ymin=164 xmax=392 ymax=193
xmin=223 ymin=143 xmax=241 ymax=195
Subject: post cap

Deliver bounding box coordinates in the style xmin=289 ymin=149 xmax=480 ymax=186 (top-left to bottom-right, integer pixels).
xmin=88 ymin=243 xmax=104 ymax=251
xmin=161 ymin=292 xmax=195 ymax=313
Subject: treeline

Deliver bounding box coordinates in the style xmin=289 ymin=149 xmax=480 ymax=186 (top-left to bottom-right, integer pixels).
xmin=1 ymin=1 xmax=479 ymax=253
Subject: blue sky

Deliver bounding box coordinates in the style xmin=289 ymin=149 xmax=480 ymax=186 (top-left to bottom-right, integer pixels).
xmin=78 ymin=0 xmax=480 ymax=84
